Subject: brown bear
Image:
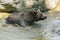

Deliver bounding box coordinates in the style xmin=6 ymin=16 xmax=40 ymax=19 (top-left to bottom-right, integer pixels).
xmin=6 ymin=10 xmax=47 ymax=27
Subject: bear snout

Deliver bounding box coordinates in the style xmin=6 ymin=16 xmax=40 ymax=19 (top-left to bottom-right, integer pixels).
xmin=41 ymin=15 xmax=47 ymax=20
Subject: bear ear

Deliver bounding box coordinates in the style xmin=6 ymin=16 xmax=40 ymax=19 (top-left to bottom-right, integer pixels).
xmin=33 ymin=11 xmax=37 ymax=14
xmin=32 ymin=10 xmax=37 ymax=15
xmin=37 ymin=9 xmax=43 ymax=13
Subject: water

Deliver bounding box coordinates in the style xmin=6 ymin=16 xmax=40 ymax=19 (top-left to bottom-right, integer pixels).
xmin=0 ymin=10 xmax=60 ymax=40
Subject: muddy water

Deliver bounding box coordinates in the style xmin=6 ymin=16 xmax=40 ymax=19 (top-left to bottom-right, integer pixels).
xmin=0 ymin=11 xmax=60 ymax=40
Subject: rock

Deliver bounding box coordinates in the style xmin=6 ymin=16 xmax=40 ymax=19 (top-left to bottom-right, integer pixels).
xmin=0 ymin=13 xmax=10 ymax=20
